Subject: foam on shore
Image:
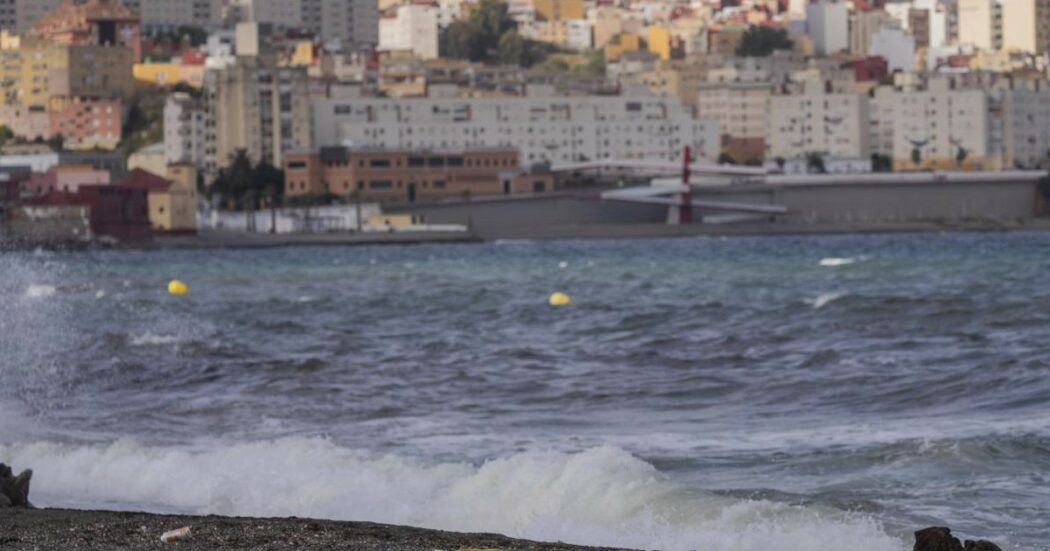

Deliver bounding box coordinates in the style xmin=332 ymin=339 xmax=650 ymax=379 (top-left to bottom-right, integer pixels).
xmin=2 ymin=438 xmax=905 ymax=551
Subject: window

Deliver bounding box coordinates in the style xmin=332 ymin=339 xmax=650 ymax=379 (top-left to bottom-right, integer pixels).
xmin=287 ymin=161 xmax=307 ymax=170
xmin=369 ymin=180 xmax=393 ymax=189
xmin=428 ymin=157 xmax=444 ymax=167
xmin=533 ymin=180 xmax=546 ymax=192
xmin=432 ymin=180 xmax=446 ymax=189
xmin=408 ymin=156 xmax=425 ymax=167
xmin=370 ymin=159 xmax=390 ymax=168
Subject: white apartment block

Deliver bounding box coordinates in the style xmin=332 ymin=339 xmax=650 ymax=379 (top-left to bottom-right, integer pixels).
xmin=870 ymin=23 xmax=916 ymax=72
xmin=806 ymin=1 xmax=848 ymax=56
xmin=768 ymin=86 xmax=870 ymax=161
xmin=379 ymin=4 xmax=438 ymax=60
xmin=891 ymin=84 xmax=990 ymax=169
xmin=120 ymin=0 xmax=223 ymax=31
xmin=696 ymin=81 xmax=773 ymax=139
xmin=311 ymin=94 xmax=721 ymax=166
xmin=164 ymin=92 xmax=209 ymax=168
xmin=999 ymin=83 xmax=1050 ymax=169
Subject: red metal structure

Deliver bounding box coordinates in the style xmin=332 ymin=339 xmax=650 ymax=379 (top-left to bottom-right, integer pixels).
xmin=680 ymin=145 xmax=692 ymax=224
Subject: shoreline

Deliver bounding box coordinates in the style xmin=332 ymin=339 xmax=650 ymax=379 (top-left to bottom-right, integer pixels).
xmin=155 ymin=219 xmax=1050 ymax=250
xmin=1 ymin=507 xmax=629 ymax=550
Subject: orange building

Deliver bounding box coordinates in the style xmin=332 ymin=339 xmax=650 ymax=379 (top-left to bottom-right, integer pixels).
xmin=48 ymin=97 xmax=122 ymax=149
xmin=284 ymin=147 xmax=553 ymax=203
xmin=32 ymin=0 xmax=142 ymax=62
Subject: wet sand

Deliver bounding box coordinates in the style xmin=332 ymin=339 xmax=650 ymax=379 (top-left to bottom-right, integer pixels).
xmin=0 ymin=508 xmax=629 ymax=551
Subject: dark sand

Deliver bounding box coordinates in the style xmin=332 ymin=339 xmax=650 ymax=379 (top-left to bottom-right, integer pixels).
xmin=0 ymin=508 xmax=630 ymax=550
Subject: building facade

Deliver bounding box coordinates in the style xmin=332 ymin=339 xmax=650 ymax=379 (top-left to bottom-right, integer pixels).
xmin=312 ymin=94 xmax=720 ymax=167
xmin=378 ymin=4 xmax=438 ymax=60
xmin=768 ymin=85 xmax=871 ymax=161
xmin=283 ymin=146 xmax=553 ymax=203
xmin=163 ymin=91 xmax=209 ymax=168
xmin=203 ymin=56 xmax=311 ymax=177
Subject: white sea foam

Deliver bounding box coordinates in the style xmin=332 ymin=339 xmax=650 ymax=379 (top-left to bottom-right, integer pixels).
xmin=818 ymin=257 xmax=857 ymax=267
xmin=0 ymin=439 xmax=906 ymax=551
xmin=129 ymin=333 xmax=183 ymax=346
xmin=24 ymin=284 xmax=57 ymax=299
xmin=809 ymin=292 xmax=846 ymax=309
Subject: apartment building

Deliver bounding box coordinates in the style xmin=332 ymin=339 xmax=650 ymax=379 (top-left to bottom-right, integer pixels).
xmin=203 ymin=56 xmax=311 ymax=177
xmin=283 ymin=146 xmax=554 ymax=203
xmin=806 ymin=1 xmax=848 ymax=56
xmin=891 ymin=81 xmax=990 ymax=170
xmin=120 ymin=0 xmax=223 ymax=32
xmin=697 ymin=79 xmax=773 ymax=162
xmin=378 ymin=4 xmax=438 ymax=60
xmin=163 ymin=92 xmax=209 ymax=168
xmin=767 ymin=83 xmax=871 ymax=161
xmin=1001 ymin=0 xmax=1050 ymax=54
xmin=0 ymin=0 xmax=62 ymax=32
xmin=957 ymin=0 xmax=1002 ymax=51
xmin=999 ymin=80 xmax=1050 ymax=169
xmin=233 ymin=0 xmax=378 ymax=51
xmin=311 ymin=93 xmax=720 ymax=167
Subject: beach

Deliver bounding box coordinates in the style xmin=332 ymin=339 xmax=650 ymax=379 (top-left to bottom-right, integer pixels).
xmin=1 ymin=508 xmax=624 ymax=551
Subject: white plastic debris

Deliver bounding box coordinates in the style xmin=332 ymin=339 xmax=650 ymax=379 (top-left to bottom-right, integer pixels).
xmin=160 ymin=526 xmax=192 ymax=543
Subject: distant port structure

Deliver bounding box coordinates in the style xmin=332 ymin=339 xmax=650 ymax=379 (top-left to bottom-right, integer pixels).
xmin=392 ymin=149 xmax=1048 ymax=240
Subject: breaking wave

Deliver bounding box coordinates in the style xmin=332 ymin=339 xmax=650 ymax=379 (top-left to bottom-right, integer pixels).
xmin=1 ymin=438 xmax=905 ymax=551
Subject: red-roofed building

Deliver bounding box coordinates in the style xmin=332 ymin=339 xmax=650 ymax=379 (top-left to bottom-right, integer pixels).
xmin=24 ymin=184 xmax=152 ymax=242
xmin=120 ymin=168 xmax=197 ymax=234
xmin=32 ymin=0 xmax=142 ymax=61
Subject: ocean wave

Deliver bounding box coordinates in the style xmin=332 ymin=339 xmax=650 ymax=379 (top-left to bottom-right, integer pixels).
xmin=0 ymin=438 xmax=904 ymax=551
xmin=24 ymin=284 xmax=57 ymax=299
xmin=818 ymin=257 xmax=861 ymax=267
xmin=808 ymin=292 xmax=847 ymax=309
xmin=128 ymin=333 xmax=185 ymax=347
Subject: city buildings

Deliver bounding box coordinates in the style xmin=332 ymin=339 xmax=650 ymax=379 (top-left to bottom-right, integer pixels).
xmin=312 ymin=91 xmax=720 ymax=167
xmin=163 ymin=92 xmax=208 ymax=169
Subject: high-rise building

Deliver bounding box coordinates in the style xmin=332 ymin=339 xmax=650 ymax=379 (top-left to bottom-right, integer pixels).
xmin=232 ymin=0 xmax=378 ymax=51
xmin=1001 ymin=0 xmax=1050 ymax=54
xmin=119 ymin=0 xmax=223 ymax=32
xmin=957 ymin=0 xmax=1002 ymax=51
xmin=164 ymin=92 xmax=209 ymax=169
xmin=806 ymin=1 xmax=849 ymax=56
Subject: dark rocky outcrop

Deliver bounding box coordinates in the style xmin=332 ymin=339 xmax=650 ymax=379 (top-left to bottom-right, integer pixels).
xmin=914 ymin=527 xmax=1002 ymax=551
xmin=0 ymin=463 xmax=33 ymax=508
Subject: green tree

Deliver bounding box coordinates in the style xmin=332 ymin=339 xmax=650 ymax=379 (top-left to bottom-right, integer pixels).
xmin=956 ymin=147 xmax=968 ymax=168
xmin=0 ymin=125 xmax=13 ymax=151
xmin=736 ymin=26 xmax=794 ymax=57
xmin=911 ymin=148 xmax=922 ymax=168
xmin=440 ymin=0 xmax=554 ymax=66
xmin=717 ymin=153 xmax=737 ymax=165
xmin=47 ymin=134 xmax=65 ymax=152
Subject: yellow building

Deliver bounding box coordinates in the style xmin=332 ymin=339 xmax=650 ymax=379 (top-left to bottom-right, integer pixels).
xmin=605 ymin=32 xmax=642 ymax=61
xmin=133 ymin=61 xmax=205 ymax=88
xmin=290 ymin=41 xmax=316 ymax=66
xmin=533 ymin=0 xmax=584 ymax=21
xmin=647 ymin=26 xmax=672 ymax=61
xmin=123 ymin=167 xmax=198 ymax=234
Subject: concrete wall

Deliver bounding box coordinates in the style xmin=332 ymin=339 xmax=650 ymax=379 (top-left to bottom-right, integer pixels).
xmin=391 ymin=193 xmax=667 ymax=239
xmin=697 ymin=177 xmax=1040 ymax=224
xmin=395 ymin=173 xmax=1043 ymax=239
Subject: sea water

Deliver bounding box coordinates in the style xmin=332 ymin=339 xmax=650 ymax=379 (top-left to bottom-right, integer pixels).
xmin=3 ymin=233 xmax=1050 ymax=550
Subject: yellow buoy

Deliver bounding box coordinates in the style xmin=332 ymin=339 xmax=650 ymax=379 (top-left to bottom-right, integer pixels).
xmin=167 ymin=279 xmax=189 ymax=296
xmin=548 ymin=292 xmax=572 ymax=306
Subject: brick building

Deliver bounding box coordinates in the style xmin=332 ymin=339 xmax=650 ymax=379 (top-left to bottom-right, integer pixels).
xmin=284 ymin=147 xmax=554 ymax=203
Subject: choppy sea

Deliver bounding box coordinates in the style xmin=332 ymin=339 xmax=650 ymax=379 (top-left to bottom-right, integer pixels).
xmin=3 ymin=233 xmax=1050 ymax=550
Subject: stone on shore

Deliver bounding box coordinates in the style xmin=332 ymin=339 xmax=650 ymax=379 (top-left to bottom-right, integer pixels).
xmin=0 ymin=463 xmax=33 ymax=508
xmin=914 ymin=527 xmax=1002 ymax=551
